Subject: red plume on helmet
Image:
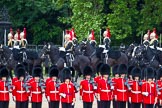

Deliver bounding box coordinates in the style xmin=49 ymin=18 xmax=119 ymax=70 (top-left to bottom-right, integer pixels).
xmin=17 ymin=29 xmax=20 ymax=40
xmin=106 ymin=28 xmax=111 ymax=38
xmin=91 ymin=30 xmax=95 ymax=40
xmin=71 ymin=28 xmax=76 ymax=39
xmin=65 ymin=30 xmax=69 ymax=35
xmin=69 ymin=30 xmax=73 ymax=41
xmin=23 ymin=28 xmax=27 ymax=39
xmin=147 ymin=30 xmax=150 ymax=40
xmin=153 ymin=28 xmax=158 ymax=39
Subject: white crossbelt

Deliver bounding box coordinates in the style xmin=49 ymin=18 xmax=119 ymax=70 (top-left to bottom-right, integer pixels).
xmin=131 ymin=90 xmax=141 ymax=94
xmin=32 ymin=91 xmax=41 ymax=94
xmin=0 ymin=91 xmax=9 ymax=93
xmin=101 ymin=90 xmax=111 ymax=92
xmin=117 ymin=89 xmax=126 ymax=92
xmin=50 ymin=91 xmax=59 ymax=93
xmin=17 ymin=91 xmax=26 ymax=93
xmin=83 ymin=90 xmax=93 ymax=93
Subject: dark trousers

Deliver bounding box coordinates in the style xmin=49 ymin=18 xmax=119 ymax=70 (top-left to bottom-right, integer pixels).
xmin=118 ymin=101 xmax=126 ymax=108
xmin=113 ymin=100 xmax=118 ymax=108
xmin=131 ymin=103 xmax=141 ymax=108
xmin=83 ymin=101 xmax=93 ymax=108
xmin=49 ymin=101 xmax=59 ymax=108
xmin=16 ymin=101 xmax=28 ymax=108
xmin=100 ymin=101 xmax=111 ymax=108
xmin=97 ymin=101 xmax=100 ymax=108
xmin=144 ymin=104 xmax=154 ymax=108
xmin=0 ymin=101 xmax=9 ymax=108
xmin=62 ymin=102 xmax=72 ymax=108
xmin=32 ymin=102 xmax=42 ymax=108
xmin=128 ymin=101 xmax=131 ymax=108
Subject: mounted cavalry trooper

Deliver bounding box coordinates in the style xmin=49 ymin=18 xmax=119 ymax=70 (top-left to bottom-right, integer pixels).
xmin=88 ymin=30 xmax=96 ymax=48
xmin=103 ymin=28 xmax=111 ymax=49
xmin=20 ymin=28 xmax=28 ymax=49
xmin=143 ymin=30 xmax=150 ymax=46
xmin=150 ymin=28 xmax=158 ymax=48
xmin=7 ymin=28 xmax=14 ymax=48
xmin=13 ymin=29 xmax=21 ymax=49
xmin=70 ymin=28 xmax=78 ymax=46
xmin=63 ymin=30 xmax=74 ymax=66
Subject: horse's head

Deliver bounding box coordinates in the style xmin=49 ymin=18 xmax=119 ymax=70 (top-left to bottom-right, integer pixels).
xmin=126 ymin=43 xmax=136 ymax=57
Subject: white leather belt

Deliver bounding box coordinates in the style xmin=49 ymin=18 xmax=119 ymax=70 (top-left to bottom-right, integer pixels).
xmin=101 ymin=90 xmax=111 ymax=92
xmin=17 ymin=91 xmax=26 ymax=93
xmin=83 ymin=90 xmax=93 ymax=93
xmin=117 ymin=89 xmax=126 ymax=92
xmin=0 ymin=91 xmax=9 ymax=93
xmin=50 ymin=91 xmax=59 ymax=93
xmin=32 ymin=91 xmax=41 ymax=94
xmin=131 ymin=90 xmax=141 ymax=94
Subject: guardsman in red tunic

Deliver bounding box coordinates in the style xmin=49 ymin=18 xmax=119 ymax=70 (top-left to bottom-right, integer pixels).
xmin=116 ymin=64 xmax=131 ymax=108
xmin=142 ymin=67 xmax=157 ymax=108
xmin=12 ymin=67 xmax=29 ymax=108
xmin=156 ymin=68 xmax=162 ymax=107
xmin=94 ymin=63 xmax=103 ymax=108
xmin=127 ymin=65 xmax=134 ymax=108
xmin=30 ymin=66 xmax=45 ymax=108
xmin=46 ymin=66 xmax=60 ymax=108
xmin=130 ymin=67 xmax=142 ymax=108
xmin=0 ymin=67 xmax=10 ymax=108
xmin=80 ymin=66 xmax=96 ymax=108
xmin=111 ymin=65 xmax=119 ymax=108
xmin=97 ymin=64 xmax=112 ymax=108
xmin=59 ymin=67 xmax=76 ymax=108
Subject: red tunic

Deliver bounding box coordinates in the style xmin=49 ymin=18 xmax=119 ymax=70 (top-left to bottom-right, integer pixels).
xmin=157 ymin=80 xmax=162 ymax=100
xmin=46 ymin=80 xmax=60 ymax=101
xmin=130 ymin=81 xmax=142 ymax=103
xmin=111 ymin=77 xmax=119 ymax=98
xmin=30 ymin=81 xmax=43 ymax=102
xmin=0 ymin=80 xmax=10 ymax=101
xmin=142 ymin=82 xmax=157 ymax=104
xmin=12 ymin=80 xmax=28 ymax=102
xmin=116 ymin=78 xmax=128 ymax=101
xmin=59 ymin=83 xmax=75 ymax=103
xmin=94 ymin=76 xmax=101 ymax=93
xmin=80 ymin=80 xmax=94 ymax=102
xmin=97 ymin=78 xmax=112 ymax=101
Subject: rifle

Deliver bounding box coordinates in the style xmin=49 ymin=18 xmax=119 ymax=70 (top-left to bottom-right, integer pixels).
xmin=89 ymin=78 xmax=97 ymax=90
xmin=107 ymin=78 xmax=115 ymax=89
xmin=38 ymin=79 xmax=46 ymax=91
xmin=124 ymin=77 xmax=131 ymax=90
xmin=138 ymin=81 xmax=143 ymax=86
xmin=72 ymin=81 xmax=79 ymax=92
xmin=55 ymin=79 xmax=60 ymax=89
xmin=5 ymin=80 xmax=13 ymax=92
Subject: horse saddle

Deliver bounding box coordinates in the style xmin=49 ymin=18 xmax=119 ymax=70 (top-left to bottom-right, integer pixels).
xmin=108 ymin=50 xmax=121 ymax=60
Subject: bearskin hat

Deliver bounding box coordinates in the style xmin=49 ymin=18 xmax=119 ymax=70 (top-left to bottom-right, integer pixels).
xmin=69 ymin=67 xmax=75 ymax=77
xmin=62 ymin=67 xmax=71 ymax=81
xmin=157 ymin=68 xmax=162 ymax=80
xmin=16 ymin=67 xmax=26 ymax=79
xmin=100 ymin=64 xmax=110 ymax=75
xmin=112 ymin=65 xmax=119 ymax=76
xmin=32 ymin=67 xmax=42 ymax=77
xmin=14 ymin=64 xmax=25 ymax=76
xmin=131 ymin=67 xmax=141 ymax=79
xmin=83 ymin=66 xmax=93 ymax=76
xmin=0 ymin=67 xmax=9 ymax=78
xmin=128 ymin=65 xmax=135 ymax=76
xmin=145 ymin=67 xmax=154 ymax=79
xmin=96 ymin=63 xmax=104 ymax=75
xmin=118 ymin=64 xmax=127 ymax=75
xmin=49 ymin=66 xmax=59 ymax=77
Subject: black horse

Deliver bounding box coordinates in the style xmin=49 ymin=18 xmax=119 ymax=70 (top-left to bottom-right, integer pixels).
xmin=0 ymin=46 xmax=43 ymax=77
xmin=134 ymin=45 xmax=160 ymax=69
